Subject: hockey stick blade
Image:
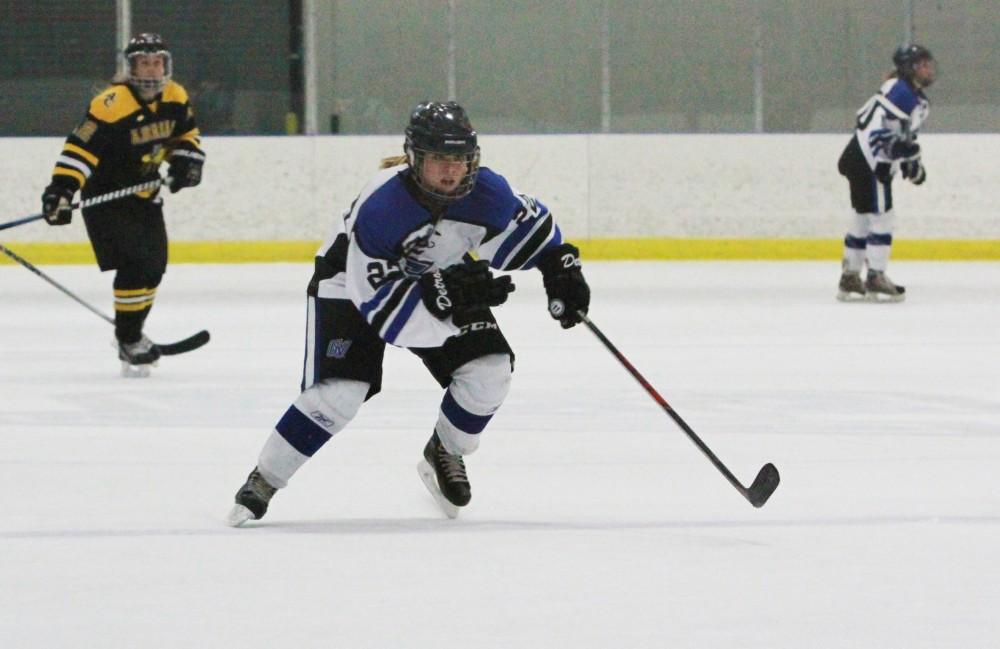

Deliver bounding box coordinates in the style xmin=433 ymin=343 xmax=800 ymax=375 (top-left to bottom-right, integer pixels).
xmin=155 ymin=330 xmax=210 ymax=356
xmin=745 ymin=463 xmax=780 ymax=508
xmin=571 ymin=307 xmax=781 ymax=508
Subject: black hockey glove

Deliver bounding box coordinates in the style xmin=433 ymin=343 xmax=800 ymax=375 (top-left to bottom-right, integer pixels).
xmin=167 ymin=151 xmax=205 ymax=193
xmin=537 ymin=243 xmax=590 ymax=329
xmin=901 ymin=159 xmax=926 ymax=185
xmin=40 ymin=182 xmax=75 ymax=226
xmin=888 ymin=138 xmax=920 ymax=161
xmin=420 ymin=259 xmax=515 ymax=323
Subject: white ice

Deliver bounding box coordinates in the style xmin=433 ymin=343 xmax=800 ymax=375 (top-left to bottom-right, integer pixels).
xmin=1 ymin=260 xmax=998 ymax=648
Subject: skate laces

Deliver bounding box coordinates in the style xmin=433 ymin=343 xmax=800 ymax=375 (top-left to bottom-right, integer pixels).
xmin=866 ymin=271 xmax=900 ymax=292
xmin=436 ymin=444 xmax=469 ymax=484
xmin=245 ymin=470 xmax=277 ymax=500
xmin=839 ymin=271 xmax=863 ymax=292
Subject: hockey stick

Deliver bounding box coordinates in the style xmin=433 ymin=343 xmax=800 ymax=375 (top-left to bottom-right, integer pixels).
xmin=0 ymin=178 xmax=168 ymax=233
xmin=558 ymin=303 xmax=780 ymax=508
xmin=0 ymin=242 xmax=209 ymax=356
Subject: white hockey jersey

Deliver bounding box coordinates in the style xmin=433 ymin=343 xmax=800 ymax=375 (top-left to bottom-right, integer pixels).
xmin=310 ymin=165 xmax=563 ymax=348
xmin=853 ymin=77 xmax=930 ymax=173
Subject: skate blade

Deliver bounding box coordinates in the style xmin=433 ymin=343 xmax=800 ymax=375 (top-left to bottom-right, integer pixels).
xmin=836 ymin=291 xmax=866 ymax=302
xmin=417 ymin=459 xmax=460 ymax=519
xmin=120 ymin=362 xmax=152 ymax=378
xmin=226 ymin=504 xmax=256 ymax=527
xmin=864 ymin=292 xmax=905 ymax=303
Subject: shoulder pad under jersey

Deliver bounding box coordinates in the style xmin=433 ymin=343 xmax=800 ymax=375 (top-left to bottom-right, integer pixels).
xmin=354 ymin=173 xmax=431 ymax=259
xmin=447 ymin=167 xmax=521 ymax=230
xmin=88 ymin=85 xmax=142 ymax=123
xmin=882 ymin=78 xmax=920 ymax=116
xmin=161 ymin=80 xmax=190 ymax=105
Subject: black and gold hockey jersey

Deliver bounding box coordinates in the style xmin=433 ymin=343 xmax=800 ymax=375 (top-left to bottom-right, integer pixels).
xmin=50 ymin=80 xmax=203 ymax=200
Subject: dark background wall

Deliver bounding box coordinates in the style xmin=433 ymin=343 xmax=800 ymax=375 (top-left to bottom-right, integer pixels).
xmin=3 ymin=0 xmax=998 ymax=136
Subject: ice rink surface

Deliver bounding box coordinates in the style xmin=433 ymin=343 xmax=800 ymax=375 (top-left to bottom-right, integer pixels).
xmin=2 ymin=260 xmax=998 ymax=648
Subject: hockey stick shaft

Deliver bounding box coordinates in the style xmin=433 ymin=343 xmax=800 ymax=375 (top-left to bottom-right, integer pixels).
xmin=0 ymin=242 xmax=114 ymax=326
xmin=0 ymin=178 xmax=166 ymax=233
xmin=570 ymin=306 xmax=779 ymax=507
xmin=0 ymin=242 xmax=209 ymax=356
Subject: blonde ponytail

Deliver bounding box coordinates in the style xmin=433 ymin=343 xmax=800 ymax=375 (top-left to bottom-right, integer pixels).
xmin=379 ymin=154 xmax=407 ymax=169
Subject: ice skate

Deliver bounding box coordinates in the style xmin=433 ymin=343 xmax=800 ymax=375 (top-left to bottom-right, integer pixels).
xmin=116 ymin=335 xmax=160 ymax=377
xmin=864 ymin=270 xmax=905 ymax=303
xmin=836 ymin=269 xmax=866 ymax=302
xmin=417 ymin=431 xmax=470 ymax=519
xmin=227 ymin=467 xmax=278 ymax=527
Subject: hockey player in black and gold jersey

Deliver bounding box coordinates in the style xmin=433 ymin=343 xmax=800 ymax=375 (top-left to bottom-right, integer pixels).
xmin=41 ymin=33 xmax=206 ymax=376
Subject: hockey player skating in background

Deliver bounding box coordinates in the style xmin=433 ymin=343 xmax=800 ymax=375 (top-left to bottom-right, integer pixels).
xmin=40 ymin=33 xmax=206 ymax=376
xmin=836 ymin=43 xmax=936 ymax=302
xmin=227 ymin=101 xmax=591 ymax=524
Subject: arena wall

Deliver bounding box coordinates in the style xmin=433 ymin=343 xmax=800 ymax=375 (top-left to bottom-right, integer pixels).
xmin=2 ymin=134 xmax=997 ymax=263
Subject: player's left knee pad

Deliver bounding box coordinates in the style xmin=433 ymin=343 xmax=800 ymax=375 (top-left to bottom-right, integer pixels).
xmin=290 ymin=378 xmax=368 ymax=442
xmin=868 ymin=210 xmax=895 ymax=236
xmin=268 ymin=377 xmax=367 ymax=453
xmin=846 ymin=211 xmax=870 ymax=240
xmin=436 ymin=353 xmax=512 ymax=456
xmin=260 ymin=378 xmax=369 ymax=488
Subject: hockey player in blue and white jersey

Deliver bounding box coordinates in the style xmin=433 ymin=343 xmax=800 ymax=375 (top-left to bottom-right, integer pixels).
xmin=836 ymin=43 xmax=936 ymax=302
xmin=227 ymin=101 xmax=591 ymax=524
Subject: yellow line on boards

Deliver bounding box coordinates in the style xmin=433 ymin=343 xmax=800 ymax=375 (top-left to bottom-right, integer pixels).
xmin=576 ymin=238 xmax=1000 ymax=260
xmin=1 ymin=239 xmax=998 ymax=265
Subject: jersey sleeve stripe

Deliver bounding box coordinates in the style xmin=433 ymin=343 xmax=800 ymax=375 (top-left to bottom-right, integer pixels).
xmin=496 ymin=213 xmax=553 ymax=270
xmin=56 ymin=156 xmax=93 ymax=179
xmin=172 ymin=128 xmax=202 ymax=148
xmin=53 ymin=167 xmax=86 ymax=186
xmin=63 ymin=143 xmax=99 ymax=166
xmin=170 ymin=148 xmax=205 ymax=161
xmin=504 ymin=215 xmax=556 ymax=270
xmin=492 ymin=218 xmax=537 ymax=266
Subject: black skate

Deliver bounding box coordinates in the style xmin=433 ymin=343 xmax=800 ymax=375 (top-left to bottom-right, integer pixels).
xmin=116 ymin=335 xmax=161 ymax=377
xmin=417 ymin=431 xmax=471 ymax=518
xmin=227 ymin=467 xmax=278 ymax=527
xmin=836 ymin=270 xmax=866 ymax=302
xmin=864 ymin=270 xmax=905 ymax=303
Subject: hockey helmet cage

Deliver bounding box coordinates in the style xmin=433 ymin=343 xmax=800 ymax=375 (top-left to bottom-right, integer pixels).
xmin=404 ymin=101 xmax=480 ymax=202
xmin=124 ymin=33 xmax=172 ymax=94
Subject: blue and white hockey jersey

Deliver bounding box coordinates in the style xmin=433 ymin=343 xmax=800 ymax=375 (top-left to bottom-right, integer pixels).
xmin=310 ymin=165 xmax=563 ymax=348
xmin=853 ymin=77 xmax=930 ymax=174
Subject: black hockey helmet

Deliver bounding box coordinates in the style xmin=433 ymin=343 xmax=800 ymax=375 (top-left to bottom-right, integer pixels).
xmin=124 ymin=33 xmax=172 ymax=94
xmin=404 ymin=101 xmax=480 ymax=202
xmin=892 ymin=43 xmax=933 ymax=78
